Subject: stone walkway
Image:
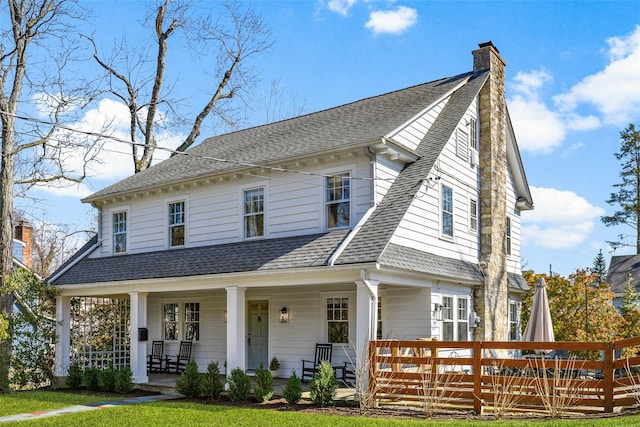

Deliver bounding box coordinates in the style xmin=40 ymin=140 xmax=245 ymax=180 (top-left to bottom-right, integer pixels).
xmin=0 ymin=394 xmax=182 ymax=423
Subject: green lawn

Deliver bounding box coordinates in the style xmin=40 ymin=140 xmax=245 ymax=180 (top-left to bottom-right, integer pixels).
xmin=2 ymin=392 xmax=640 ymax=426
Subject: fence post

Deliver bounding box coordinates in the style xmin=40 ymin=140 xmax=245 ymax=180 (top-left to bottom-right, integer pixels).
xmin=473 ymin=341 xmax=482 ymax=414
xmin=603 ymin=341 xmax=614 ymax=413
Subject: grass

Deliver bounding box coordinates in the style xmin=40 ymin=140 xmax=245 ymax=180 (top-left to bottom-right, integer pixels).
xmin=0 ymin=390 xmax=124 ymax=417
xmin=2 ymin=391 xmax=640 ymax=426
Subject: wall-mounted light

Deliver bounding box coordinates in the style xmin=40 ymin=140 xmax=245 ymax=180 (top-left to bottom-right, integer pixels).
xmin=279 ymin=307 xmax=289 ymax=323
xmin=224 ymin=311 xmax=227 ymax=323
xmin=433 ymin=303 xmax=443 ymax=321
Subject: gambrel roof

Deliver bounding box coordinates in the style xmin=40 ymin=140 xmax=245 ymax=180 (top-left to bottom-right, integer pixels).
xmin=50 ymin=69 xmax=530 ymax=290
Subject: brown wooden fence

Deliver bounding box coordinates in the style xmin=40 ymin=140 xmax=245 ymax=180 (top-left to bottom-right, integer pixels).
xmin=367 ymin=336 xmax=640 ymax=415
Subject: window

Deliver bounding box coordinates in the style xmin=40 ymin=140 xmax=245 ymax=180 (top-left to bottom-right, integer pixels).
xmin=469 ymin=198 xmax=478 ymax=232
xmin=457 ymin=299 xmax=468 ymax=341
xmin=327 ymin=297 xmax=349 ymax=343
xmin=441 ymin=185 xmax=453 ymax=237
xmin=456 ymin=128 xmax=469 ymax=160
xmin=113 ymin=211 xmax=127 ymax=253
xmin=442 ymin=297 xmax=454 ymax=340
xmin=509 ymin=301 xmax=520 ymax=341
xmin=506 ymin=216 xmax=512 ymax=255
xmin=470 ymin=117 xmax=477 ymax=150
xmin=168 ymin=201 xmax=185 ymax=247
xmin=163 ymin=302 xmax=200 ymax=341
xmin=377 ymin=298 xmax=382 ymax=340
xmin=326 ymin=172 xmax=350 ymax=229
xmin=244 ymin=187 xmax=264 ymax=238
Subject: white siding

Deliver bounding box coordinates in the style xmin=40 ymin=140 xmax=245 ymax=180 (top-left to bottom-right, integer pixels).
xmin=381 ymin=288 xmax=431 ymax=340
xmin=389 ymin=98 xmax=480 ymax=263
xmin=387 ymin=96 xmax=450 ymax=152
xmin=506 ymin=165 xmax=523 ymax=274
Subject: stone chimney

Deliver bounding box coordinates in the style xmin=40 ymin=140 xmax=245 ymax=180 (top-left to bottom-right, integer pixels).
xmin=472 ymin=41 xmax=509 ymax=342
xmin=14 ymin=220 xmax=33 ymax=269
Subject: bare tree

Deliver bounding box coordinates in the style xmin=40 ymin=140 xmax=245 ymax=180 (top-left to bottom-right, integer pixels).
xmin=0 ymin=0 xmax=99 ymax=389
xmin=87 ymin=0 xmax=273 ymax=173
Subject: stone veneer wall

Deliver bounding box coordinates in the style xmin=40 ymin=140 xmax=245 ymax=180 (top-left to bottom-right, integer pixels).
xmin=472 ymin=43 xmax=509 ymax=342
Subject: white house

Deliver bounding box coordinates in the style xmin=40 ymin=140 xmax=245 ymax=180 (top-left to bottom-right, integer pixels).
xmin=48 ymin=42 xmax=533 ymax=384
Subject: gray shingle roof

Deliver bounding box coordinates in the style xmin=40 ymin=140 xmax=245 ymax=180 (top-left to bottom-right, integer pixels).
xmin=83 ymin=72 xmax=473 ymax=203
xmin=52 ymin=231 xmax=348 ymax=286
xmin=606 ymin=255 xmax=640 ymax=294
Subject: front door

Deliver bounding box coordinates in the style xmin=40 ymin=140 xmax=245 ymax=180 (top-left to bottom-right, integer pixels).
xmin=247 ymin=300 xmax=269 ymax=370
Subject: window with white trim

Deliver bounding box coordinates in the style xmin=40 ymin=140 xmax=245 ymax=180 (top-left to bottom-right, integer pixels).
xmin=457 ymin=298 xmax=468 ymax=341
xmin=442 ymin=296 xmax=454 ymax=340
xmin=469 ymin=198 xmax=478 ymax=233
xmin=327 ymin=297 xmax=349 ymax=343
xmin=326 ymin=172 xmax=350 ymax=229
xmin=163 ymin=302 xmax=200 ymax=341
xmin=509 ymin=301 xmax=520 ymax=341
xmin=243 ymin=187 xmax=264 ymax=238
xmin=470 ymin=117 xmax=478 ymax=150
xmin=506 ymin=216 xmax=512 ymax=255
xmin=168 ymin=201 xmax=185 ymax=247
xmin=112 ymin=211 xmax=127 ymax=254
xmin=441 ymin=185 xmax=454 ymax=238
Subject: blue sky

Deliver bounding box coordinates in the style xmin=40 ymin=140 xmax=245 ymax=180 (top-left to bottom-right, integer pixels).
xmin=18 ymin=0 xmax=640 ymax=277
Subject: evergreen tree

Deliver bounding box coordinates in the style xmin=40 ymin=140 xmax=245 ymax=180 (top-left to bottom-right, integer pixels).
xmin=602 ymin=124 xmax=640 ymax=253
xmin=592 ymin=249 xmax=608 ymax=284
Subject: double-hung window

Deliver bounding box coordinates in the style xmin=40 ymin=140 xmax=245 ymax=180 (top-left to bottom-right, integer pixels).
xmin=509 ymin=301 xmax=520 ymax=341
xmin=326 ymin=172 xmax=350 ymax=229
xmin=163 ymin=302 xmax=200 ymax=341
xmin=168 ymin=201 xmax=185 ymax=247
xmin=441 ymin=185 xmax=454 ymax=238
xmin=244 ymin=187 xmax=264 ymax=238
xmin=470 ymin=117 xmax=478 ymax=151
xmin=469 ymin=198 xmax=478 ymax=233
xmin=112 ymin=211 xmax=127 ymax=253
xmin=442 ymin=297 xmax=454 ymax=340
xmin=327 ymin=297 xmax=349 ymax=344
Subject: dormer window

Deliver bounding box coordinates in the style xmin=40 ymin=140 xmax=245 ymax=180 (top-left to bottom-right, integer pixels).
xmin=326 ymin=172 xmax=350 ymax=229
xmin=168 ymin=201 xmax=185 ymax=247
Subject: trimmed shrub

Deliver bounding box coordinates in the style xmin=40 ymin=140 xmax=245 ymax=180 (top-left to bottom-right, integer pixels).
xmin=309 ymin=360 xmax=337 ymax=407
xmin=98 ymin=362 xmax=117 ymax=393
xmin=115 ymin=366 xmax=134 ymax=394
xmin=282 ymin=370 xmax=302 ymax=405
xmin=176 ymin=360 xmax=202 ymax=398
xmin=227 ymin=367 xmax=251 ymax=401
xmin=202 ymin=361 xmax=224 ymax=399
xmin=83 ymin=366 xmax=100 ymax=391
xmin=253 ymin=363 xmax=273 ymax=402
xmin=65 ymin=362 xmax=83 ymax=389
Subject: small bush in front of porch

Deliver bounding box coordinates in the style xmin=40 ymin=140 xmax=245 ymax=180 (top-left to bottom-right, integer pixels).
xmin=254 ymin=363 xmax=273 ymax=402
xmin=176 ymin=360 xmax=202 ymax=398
xmin=227 ymin=367 xmax=251 ymax=401
xmin=65 ymin=362 xmax=83 ymax=389
xmin=309 ymin=361 xmax=337 ymax=407
xmin=202 ymin=361 xmax=223 ymax=399
xmin=282 ymin=370 xmax=302 ymax=405
xmin=83 ymin=366 xmax=100 ymax=391
xmin=98 ymin=362 xmax=117 ymax=393
xmin=115 ymin=366 xmax=134 ymax=394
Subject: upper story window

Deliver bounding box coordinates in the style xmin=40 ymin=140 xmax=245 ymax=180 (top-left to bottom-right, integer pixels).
xmin=112 ymin=211 xmax=127 ymax=254
xmin=244 ymin=187 xmax=264 ymax=239
xmin=168 ymin=201 xmax=185 ymax=247
xmin=441 ymin=185 xmax=454 ymax=238
xmin=469 ymin=198 xmax=478 ymax=233
xmin=506 ymin=216 xmax=512 ymax=255
xmin=326 ymin=172 xmax=350 ymax=229
xmin=470 ymin=117 xmax=478 ymax=151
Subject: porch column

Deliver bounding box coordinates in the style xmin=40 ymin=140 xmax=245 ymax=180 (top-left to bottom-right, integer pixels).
xmin=226 ymin=286 xmax=246 ymax=375
xmin=54 ymin=295 xmax=71 ymax=377
xmin=129 ymin=292 xmax=148 ymax=384
xmin=355 ymin=280 xmax=378 ymax=381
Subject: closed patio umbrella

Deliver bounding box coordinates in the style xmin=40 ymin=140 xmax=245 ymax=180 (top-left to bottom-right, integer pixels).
xmin=522 ymin=277 xmax=555 ymax=343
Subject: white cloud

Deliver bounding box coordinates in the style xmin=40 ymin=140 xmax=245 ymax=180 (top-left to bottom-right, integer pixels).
xmin=327 ymin=0 xmax=357 ymax=16
xmin=522 ymin=186 xmax=605 ymax=249
xmin=365 ymin=6 xmax=417 ymax=35
xmin=554 ymin=25 xmax=640 ymax=126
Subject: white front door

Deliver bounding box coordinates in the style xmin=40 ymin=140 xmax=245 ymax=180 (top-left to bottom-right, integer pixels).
xmin=247 ymin=300 xmax=269 ymax=370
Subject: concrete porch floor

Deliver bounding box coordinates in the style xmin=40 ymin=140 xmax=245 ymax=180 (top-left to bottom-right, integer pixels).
xmin=139 ymin=373 xmax=357 ymax=401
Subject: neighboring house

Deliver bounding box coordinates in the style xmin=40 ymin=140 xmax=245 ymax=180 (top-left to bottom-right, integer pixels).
xmin=48 ymin=42 xmax=533 ymax=384
xmin=13 ymin=220 xmax=33 ymax=271
xmin=606 ymin=255 xmax=640 ymax=308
